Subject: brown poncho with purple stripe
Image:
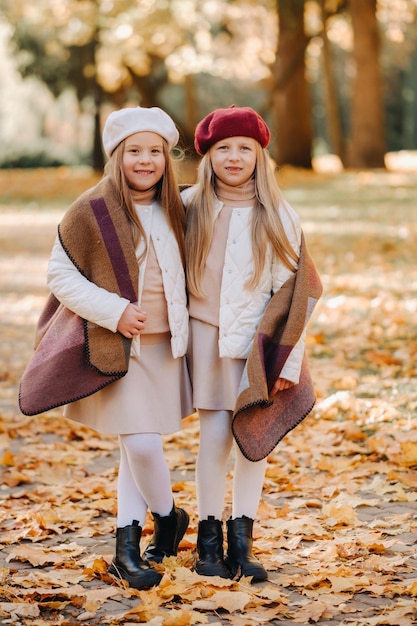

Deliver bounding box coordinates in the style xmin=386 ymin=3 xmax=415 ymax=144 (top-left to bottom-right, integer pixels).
xmin=19 ymin=177 xmax=138 ymax=416
xmin=232 ymin=233 xmax=323 ymax=461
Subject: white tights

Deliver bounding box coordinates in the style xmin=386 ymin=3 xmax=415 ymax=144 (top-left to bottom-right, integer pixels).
xmin=196 ymin=409 xmax=268 ymax=521
xmin=117 ymin=433 xmax=174 ymax=528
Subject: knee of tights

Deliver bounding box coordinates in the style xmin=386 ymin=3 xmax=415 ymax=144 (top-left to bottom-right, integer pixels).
xmin=120 ymin=433 xmax=163 ymax=459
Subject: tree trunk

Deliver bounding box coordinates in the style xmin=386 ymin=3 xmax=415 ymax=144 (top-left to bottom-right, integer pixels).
xmin=271 ymin=0 xmax=312 ymax=168
xmin=320 ymin=0 xmax=346 ymax=164
xmin=92 ymin=92 xmax=104 ymax=172
xmin=182 ymin=73 xmax=199 ymax=150
xmin=347 ymin=0 xmax=386 ymax=168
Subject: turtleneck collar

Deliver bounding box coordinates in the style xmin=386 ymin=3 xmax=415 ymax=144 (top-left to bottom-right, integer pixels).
xmin=215 ymin=176 xmax=256 ymax=207
xmin=130 ymin=185 xmax=156 ymax=206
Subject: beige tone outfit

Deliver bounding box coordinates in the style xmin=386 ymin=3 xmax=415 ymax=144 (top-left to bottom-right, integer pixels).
xmin=64 ymin=337 xmax=192 ymax=434
xmin=47 ymin=191 xmax=192 ymax=435
xmin=182 ymin=176 xmax=303 ymax=378
xmin=188 ymin=320 xmax=245 ymax=411
xmin=65 ymin=240 xmax=192 ymax=434
xmin=188 ymin=179 xmax=255 ymax=411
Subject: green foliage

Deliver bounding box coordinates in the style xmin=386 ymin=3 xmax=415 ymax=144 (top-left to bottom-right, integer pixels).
xmin=10 ymin=24 xmax=71 ymax=98
xmin=0 ymin=152 xmax=68 ymax=169
xmin=1 ymin=0 xmax=417 ymax=166
xmin=0 ymin=0 xmax=276 ymax=103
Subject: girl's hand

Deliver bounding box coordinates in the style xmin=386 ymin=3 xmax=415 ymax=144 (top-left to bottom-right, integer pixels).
xmin=117 ymin=303 xmax=147 ymax=338
xmin=270 ymin=377 xmax=295 ymax=396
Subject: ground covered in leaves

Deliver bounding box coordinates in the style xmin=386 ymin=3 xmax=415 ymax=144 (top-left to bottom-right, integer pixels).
xmin=0 ymin=166 xmax=416 ymax=625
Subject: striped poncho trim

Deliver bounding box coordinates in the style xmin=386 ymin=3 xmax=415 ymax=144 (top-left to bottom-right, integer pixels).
xmin=19 ymin=177 xmax=138 ymax=416
xmin=232 ymin=232 xmax=323 ymax=461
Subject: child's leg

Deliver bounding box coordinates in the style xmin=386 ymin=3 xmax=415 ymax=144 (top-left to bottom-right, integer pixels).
xmin=111 ymin=435 xmax=168 ymax=589
xmin=196 ymin=409 xmax=234 ymax=520
xmin=194 ymin=409 xmax=234 ymax=578
xmin=225 ymin=446 xmax=268 ymax=582
xmin=119 ymin=432 xmax=189 ymax=564
xmin=232 ymin=446 xmax=268 ymax=519
xmin=119 ymin=432 xmax=174 ymax=518
xmin=117 ymin=438 xmax=148 ymax=527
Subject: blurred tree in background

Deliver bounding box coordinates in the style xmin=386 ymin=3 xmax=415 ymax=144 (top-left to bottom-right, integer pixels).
xmin=272 ymin=0 xmax=313 ymax=168
xmin=0 ymin=0 xmax=416 ymax=170
xmin=347 ymin=0 xmax=386 ymax=167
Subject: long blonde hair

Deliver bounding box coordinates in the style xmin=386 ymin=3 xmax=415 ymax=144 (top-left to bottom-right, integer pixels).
xmin=104 ymin=139 xmax=186 ymax=265
xmin=185 ymin=142 xmax=299 ymax=297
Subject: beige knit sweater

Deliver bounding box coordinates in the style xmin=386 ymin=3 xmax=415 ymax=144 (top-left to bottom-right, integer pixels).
xmin=189 ymin=177 xmax=256 ymax=326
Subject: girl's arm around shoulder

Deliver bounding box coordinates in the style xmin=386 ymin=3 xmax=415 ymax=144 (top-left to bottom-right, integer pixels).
xmin=279 ymin=199 xmax=302 ymax=252
xmin=47 ymin=236 xmax=130 ymax=332
xmin=271 ymin=201 xmax=306 ymax=386
xmin=180 ymin=185 xmax=197 ymax=208
xmin=272 ymin=200 xmax=302 ymax=294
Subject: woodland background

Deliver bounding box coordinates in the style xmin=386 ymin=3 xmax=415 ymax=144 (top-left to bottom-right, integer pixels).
xmin=0 ymin=0 xmax=417 ymax=171
xmin=0 ymin=1 xmax=417 ymax=625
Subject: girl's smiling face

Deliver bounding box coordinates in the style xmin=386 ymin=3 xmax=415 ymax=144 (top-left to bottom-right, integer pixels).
xmin=209 ymin=136 xmax=257 ymax=187
xmin=122 ymin=131 xmax=166 ymax=191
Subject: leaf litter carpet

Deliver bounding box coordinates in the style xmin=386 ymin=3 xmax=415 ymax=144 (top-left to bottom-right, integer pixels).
xmin=0 ymin=167 xmax=416 ymax=625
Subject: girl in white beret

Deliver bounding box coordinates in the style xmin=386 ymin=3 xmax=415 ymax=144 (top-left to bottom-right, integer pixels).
xmin=45 ymin=106 xmax=192 ymax=589
xmin=183 ymin=106 xmax=321 ymax=583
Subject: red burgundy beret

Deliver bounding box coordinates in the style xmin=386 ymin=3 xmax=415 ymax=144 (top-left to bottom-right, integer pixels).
xmin=194 ymin=105 xmax=271 ymax=156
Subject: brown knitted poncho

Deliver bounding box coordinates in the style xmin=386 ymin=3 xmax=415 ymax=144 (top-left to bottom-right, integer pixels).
xmin=19 ymin=177 xmax=138 ymax=415
xmin=232 ymin=232 xmax=323 ymax=461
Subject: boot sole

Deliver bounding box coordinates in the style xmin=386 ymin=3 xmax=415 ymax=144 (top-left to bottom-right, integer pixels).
xmin=243 ymin=567 xmax=268 ymax=582
xmin=195 ymin=561 xmax=231 ymax=579
xmin=225 ymin=560 xmax=268 ymax=583
xmin=108 ymin=562 xmax=162 ymax=589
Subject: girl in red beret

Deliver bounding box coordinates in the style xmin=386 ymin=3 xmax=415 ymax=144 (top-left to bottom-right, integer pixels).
xmin=183 ymin=106 xmax=308 ymax=582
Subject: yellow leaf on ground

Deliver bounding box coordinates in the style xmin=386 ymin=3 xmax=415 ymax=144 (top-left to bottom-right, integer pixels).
xmin=6 ymin=543 xmax=86 ymax=566
xmin=0 ymin=602 xmax=40 ymax=618
xmin=322 ymin=503 xmax=357 ymax=526
xmin=0 ymin=449 xmax=14 ymax=465
xmin=193 ymin=590 xmax=251 ymax=613
xmin=397 ymin=441 xmax=417 ymax=467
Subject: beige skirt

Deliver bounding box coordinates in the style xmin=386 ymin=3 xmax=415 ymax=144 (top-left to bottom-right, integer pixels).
xmin=64 ymin=333 xmax=193 ymax=435
xmin=188 ymin=318 xmax=246 ymax=411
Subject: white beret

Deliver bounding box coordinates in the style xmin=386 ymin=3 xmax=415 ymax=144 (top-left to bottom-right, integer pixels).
xmin=102 ymin=106 xmax=180 ymax=156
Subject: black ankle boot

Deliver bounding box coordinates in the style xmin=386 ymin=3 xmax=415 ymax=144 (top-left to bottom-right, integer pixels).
xmin=143 ymin=504 xmax=189 ymax=563
xmin=225 ymin=516 xmax=267 ymax=582
xmin=108 ymin=520 xmax=162 ymax=589
xmin=195 ymin=516 xmax=231 ymax=578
